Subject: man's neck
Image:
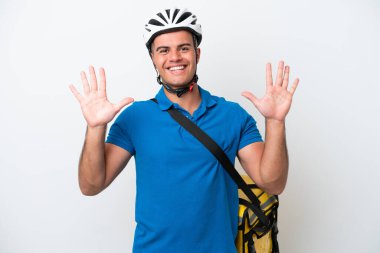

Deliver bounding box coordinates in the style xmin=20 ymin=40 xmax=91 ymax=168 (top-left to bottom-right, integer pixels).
xmin=163 ymin=84 xmax=201 ymax=116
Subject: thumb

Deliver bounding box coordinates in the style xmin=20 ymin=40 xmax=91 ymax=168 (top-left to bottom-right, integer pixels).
xmin=114 ymin=97 xmax=134 ymax=112
xmin=241 ymin=91 xmax=259 ymax=105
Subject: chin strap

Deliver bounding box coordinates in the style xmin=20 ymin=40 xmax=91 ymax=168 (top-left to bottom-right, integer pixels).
xmin=156 ymin=74 xmax=198 ymax=98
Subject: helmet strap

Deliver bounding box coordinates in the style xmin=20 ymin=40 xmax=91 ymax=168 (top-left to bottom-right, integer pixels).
xmin=156 ymin=73 xmax=198 ymax=98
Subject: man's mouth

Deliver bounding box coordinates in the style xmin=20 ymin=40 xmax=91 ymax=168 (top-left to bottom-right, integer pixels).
xmin=168 ymin=65 xmax=186 ymax=71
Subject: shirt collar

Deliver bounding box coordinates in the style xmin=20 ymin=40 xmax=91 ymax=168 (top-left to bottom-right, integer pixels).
xmin=154 ymin=86 xmax=173 ymax=111
xmin=154 ymin=85 xmax=217 ymax=111
xmin=199 ymin=86 xmax=218 ymax=108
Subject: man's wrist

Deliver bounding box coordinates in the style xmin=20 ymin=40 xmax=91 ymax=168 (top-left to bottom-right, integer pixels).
xmin=87 ymin=124 xmax=107 ymax=131
xmin=265 ymin=118 xmax=285 ymax=126
xmin=86 ymin=125 xmax=107 ymax=138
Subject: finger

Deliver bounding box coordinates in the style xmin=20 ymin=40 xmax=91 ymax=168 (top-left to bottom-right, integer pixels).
xmin=266 ymin=62 xmax=273 ymax=90
xmin=275 ymin=61 xmax=284 ymax=86
xmin=80 ymin=71 xmax=90 ymax=95
xmin=241 ymin=91 xmax=259 ymax=105
xmin=283 ymin=66 xmax=290 ymax=89
xmin=89 ymin=65 xmax=98 ymax=92
xmin=98 ymin=67 xmax=106 ymax=96
xmin=114 ymin=97 xmax=134 ymax=112
xmin=289 ymin=78 xmax=299 ymax=95
xmin=69 ymin=84 xmax=83 ymax=102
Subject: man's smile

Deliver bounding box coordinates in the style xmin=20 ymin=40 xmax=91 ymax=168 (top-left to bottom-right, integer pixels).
xmin=168 ymin=65 xmax=185 ymax=71
xmin=166 ymin=65 xmax=187 ymax=75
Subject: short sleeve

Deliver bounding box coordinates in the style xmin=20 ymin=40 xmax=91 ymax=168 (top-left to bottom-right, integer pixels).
xmin=238 ymin=107 xmax=263 ymax=150
xmin=106 ymin=109 xmax=136 ymax=155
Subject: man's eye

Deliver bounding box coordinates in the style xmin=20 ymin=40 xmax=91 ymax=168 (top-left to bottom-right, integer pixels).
xmin=159 ymin=49 xmax=168 ymax=54
xmin=181 ymin=47 xmax=190 ymax=52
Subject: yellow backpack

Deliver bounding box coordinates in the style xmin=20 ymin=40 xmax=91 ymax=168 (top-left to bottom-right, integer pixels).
xmin=236 ymin=175 xmax=279 ymax=253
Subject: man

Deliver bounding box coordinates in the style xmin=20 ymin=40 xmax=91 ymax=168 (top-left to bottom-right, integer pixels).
xmin=69 ymin=8 xmax=299 ymax=253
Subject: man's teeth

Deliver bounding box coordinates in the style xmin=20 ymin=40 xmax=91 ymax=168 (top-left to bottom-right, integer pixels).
xmin=169 ymin=66 xmax=185 ymax=71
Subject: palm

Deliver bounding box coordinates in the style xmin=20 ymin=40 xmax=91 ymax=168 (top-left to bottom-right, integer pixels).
xmin=69 ymin=66 xmax=133 ymax=127
xmin=242 ymin=61 xmax=299 ymax=121
xmin=80 ymin=93 xmax=120 ymax=127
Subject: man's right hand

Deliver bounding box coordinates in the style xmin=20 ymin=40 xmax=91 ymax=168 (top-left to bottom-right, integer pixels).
xmin=69 ymin=66 xmax=134 ymax=127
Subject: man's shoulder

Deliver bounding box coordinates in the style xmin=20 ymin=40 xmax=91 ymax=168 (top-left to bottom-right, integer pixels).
xmin=203 ymin=88 xmax=238 ymax=108
xmin=122 ymin=99 xmax=156 ymax=111
xmin=115 ymin=99 xmax=157 ymax=120
xmin=210 ymin=94 xmax=244 ymax=112
xmin=205 ymin=90 xmax=250 ymax=119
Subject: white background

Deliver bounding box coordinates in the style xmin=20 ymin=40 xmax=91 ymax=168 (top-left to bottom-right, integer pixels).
xmin=1 ymin=0 xmax=379 ymax=252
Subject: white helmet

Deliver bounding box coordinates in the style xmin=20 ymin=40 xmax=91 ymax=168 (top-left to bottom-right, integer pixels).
xmin=144 ymin=8 xmax=202 ymax=50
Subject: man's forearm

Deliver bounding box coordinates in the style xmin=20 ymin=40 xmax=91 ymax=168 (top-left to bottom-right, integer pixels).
xmin=78 ymin=125 xmax=107 ymax=195
xmin=259 ymin=119 xmax=289 ymax=194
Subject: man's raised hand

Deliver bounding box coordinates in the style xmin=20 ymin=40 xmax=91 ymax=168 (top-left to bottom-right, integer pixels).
xmin=69 ymin=66 xmax=134 ymax=127
xmin=242 ymin=61 xmax=299 ymax=122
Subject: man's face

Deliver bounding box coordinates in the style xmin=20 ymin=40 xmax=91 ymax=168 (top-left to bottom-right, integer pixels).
xmin=150 ymin=30 xmax=200 ymax=88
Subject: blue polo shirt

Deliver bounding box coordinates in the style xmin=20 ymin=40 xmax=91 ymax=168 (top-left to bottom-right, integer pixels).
xmin=106 ymin=86 xmax=263 ymax=253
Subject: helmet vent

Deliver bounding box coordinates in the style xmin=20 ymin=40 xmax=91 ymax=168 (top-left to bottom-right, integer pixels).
xmin=172 ymin=9 xmax=180 ymax=22
xmin=191 ymin=19 xmax=197 ymax=25
xmin=157 ymin=13 xmax=168 ymax=24
xmin=148 ymin=19 xmax=164 ymax=26
xmin=165 ymin=9 xmax=171 ymax=18
xmin=176 ymin=12 xmax=192 ymax=24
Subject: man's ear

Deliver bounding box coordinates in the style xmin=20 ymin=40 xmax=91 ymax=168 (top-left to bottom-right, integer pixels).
xmin=196 ymin=48 xmax=201 ymax=64
xmin=149 ymin=52 xmax=156 ymax=69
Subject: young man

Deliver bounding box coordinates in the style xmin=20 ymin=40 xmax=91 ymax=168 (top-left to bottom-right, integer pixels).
xmin=69 ymin=8 xmax=299 ymax=253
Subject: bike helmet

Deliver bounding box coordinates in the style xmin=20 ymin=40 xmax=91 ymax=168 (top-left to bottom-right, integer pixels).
xmin=144 ymin=8 xmax=202 ymax=51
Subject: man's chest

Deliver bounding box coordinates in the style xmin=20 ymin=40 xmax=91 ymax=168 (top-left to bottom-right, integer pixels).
xmin=132 ymin=111 xmax=241 ymax=162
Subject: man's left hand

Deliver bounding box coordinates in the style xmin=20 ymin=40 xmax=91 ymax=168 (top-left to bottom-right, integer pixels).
xmin=242 ymin=61 xmax=299 ymax=121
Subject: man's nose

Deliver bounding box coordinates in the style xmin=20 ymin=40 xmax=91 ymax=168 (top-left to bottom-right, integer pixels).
xmin=169 ymin=50 xmax=182 ymax=61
